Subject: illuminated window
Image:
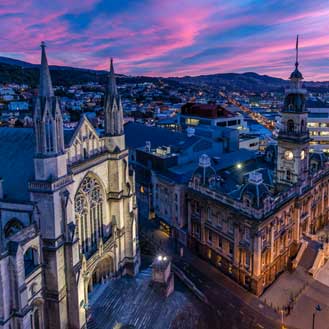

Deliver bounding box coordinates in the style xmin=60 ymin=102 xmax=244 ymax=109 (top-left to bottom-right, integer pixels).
xmin=216 ymin=255 xmax=222 ymax=267
xmin=207 ymin=248 xmax=212 ymax=259
xmin=228 ymin=264 xmax=233 ymax=274
xmin=185 ymin=118 xmax=199 ymax=126
xmin=140 ymin=185 xmax=145 ymax=193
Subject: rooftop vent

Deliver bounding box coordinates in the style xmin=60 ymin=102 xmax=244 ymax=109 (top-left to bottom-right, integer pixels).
xmin=199 ymin=154 xmax=211 ymax=168
xmin=248 ymin=171 xmax=263 ymax=185
xmin=145 ymin=141 xmax=151 ymax=152
xmin=187 ymin=126 xmax=195 ymax=137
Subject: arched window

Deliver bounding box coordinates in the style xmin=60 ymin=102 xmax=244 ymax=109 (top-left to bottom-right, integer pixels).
xmin=24 ymin=248 xmax=39 ymax=277
xmin=286 ymin=170 xmax=291 ymax=181
xmin=301 ymin=119 xmax=305 ymax=132
xmin=34 ymin=309 xmax=40 ymax=329
xmin=287 ymin=120 xmax=294 ymax=133
xmin=74 ymin=175 xmax=104 ymax=255
xmin=4 ymin=218 xmax=24 ymax=238
xmin=45 ymin=114 xmax=54 ymax=153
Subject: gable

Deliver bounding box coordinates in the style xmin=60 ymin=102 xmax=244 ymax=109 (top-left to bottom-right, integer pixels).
xmin=66 ymin=116 xmax=105 ymax=164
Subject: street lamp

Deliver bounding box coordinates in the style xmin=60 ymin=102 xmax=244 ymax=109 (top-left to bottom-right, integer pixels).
xmin=312 ymin=304 xmax=321 ymax=329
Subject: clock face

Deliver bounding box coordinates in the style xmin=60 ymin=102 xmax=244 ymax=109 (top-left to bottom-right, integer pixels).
xmin=284 ymin=150 xmax=294 ymax=160
xmin=301 ymin=150 xmax=305 ymax=160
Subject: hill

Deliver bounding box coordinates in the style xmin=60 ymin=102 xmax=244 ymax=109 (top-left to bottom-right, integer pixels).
xmin=0 ymin=56 xmax=329 ymax=92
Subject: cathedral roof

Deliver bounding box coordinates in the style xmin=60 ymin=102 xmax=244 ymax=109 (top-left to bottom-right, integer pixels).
xmin=0 ymin=128 xmax=35 ymax=202
xmin=0 ymin=126 xmax=79 ymax=202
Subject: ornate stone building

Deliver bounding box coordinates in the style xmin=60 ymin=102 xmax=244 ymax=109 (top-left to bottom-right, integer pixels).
xmin=0 ymin=43 xmax=139 ymax=329
xmin=187 ymin=41 xmax=329 ymax=296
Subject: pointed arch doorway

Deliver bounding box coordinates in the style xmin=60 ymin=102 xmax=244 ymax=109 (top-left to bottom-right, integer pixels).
xmin=88 ymin=256 xmax=114 ymax=293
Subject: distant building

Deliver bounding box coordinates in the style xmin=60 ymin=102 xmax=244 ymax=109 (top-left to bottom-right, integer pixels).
xmin=308 ymin=107 xmax=329 ymax=153
xmin=179 ymin=102 xmax=249 ymax=133
xmin=8 ymin=101 xmax=29 ymax=111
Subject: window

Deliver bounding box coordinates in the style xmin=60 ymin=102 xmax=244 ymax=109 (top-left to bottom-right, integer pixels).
xmin=75 ymin=175 xmax=104 ymax=255
xmin=218 ymin=235 xmax=223 ymax=249
xmin=207 ymin=207 xmax=211 ymax=222
xmin=228 ymin=221 xmax=234 ymax=235
xmin=287 ymin=119 xmax=294 ymax=132
xmin=244 ymin=228 xmax=250 ymax=241
xmin=216 ymin=255 xmax=222 ymax=267
xmin=245 ymin=253 xmax=250 ymax=270
xmin=286 ymin=170 xmax=291 ymax=181
xmin=229 ymin=242 xmax=234 ymax=256
xmin=208 ymin=230 xmax=212 ymax=242
xmin=34 ymin=309 xmax=40 ymax=329
xmin=24 ymin=248 xmax=39 ymax=277
xmin=4 ymin=218 xmax=24 ymax=238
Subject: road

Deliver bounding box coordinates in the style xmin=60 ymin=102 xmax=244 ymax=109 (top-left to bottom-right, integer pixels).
xmin=174 ymin=257 xmax=281 ymax=329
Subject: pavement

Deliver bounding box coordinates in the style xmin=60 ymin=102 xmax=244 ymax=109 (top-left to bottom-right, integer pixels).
xmin=315 ymin=258 xmax=329 ymax=286
xmin=87 ymin=267 xmax=201 ymax=329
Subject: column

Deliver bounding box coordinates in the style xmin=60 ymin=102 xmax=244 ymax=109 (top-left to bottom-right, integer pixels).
xmin=253 ymin=234 xmax=262 ymax=277
xmin=270 ymin=224 xmax=275 ymax=263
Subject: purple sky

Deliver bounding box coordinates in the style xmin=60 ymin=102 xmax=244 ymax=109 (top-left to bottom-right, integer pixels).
xmin=0 ymin=0 xmax=328 ymax=80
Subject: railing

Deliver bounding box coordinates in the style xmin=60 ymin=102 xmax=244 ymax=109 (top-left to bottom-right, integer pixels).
xmin=28 ymin=175 xmax=73 ymax=192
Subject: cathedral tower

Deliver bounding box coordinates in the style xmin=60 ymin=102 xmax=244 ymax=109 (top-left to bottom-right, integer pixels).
xmin=33 ymin=41 xmax=66 ymax=180
xmin=104 ymin=58 xmax=125 ymax=151
xmin=277 ymin=36 xmax=311 ymax=185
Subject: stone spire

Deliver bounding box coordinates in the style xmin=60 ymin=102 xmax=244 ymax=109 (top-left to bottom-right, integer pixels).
xmin=33 ymin=42 xmax=64 ymax=159
xmin=104 ymin=58 xmax=124 ymax=137
xmin=39 ymin=41 xmax=54 ymax=97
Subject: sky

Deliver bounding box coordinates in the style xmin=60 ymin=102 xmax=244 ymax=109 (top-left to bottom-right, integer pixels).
xmin=0 ymin=0 xmax=328 ymax=80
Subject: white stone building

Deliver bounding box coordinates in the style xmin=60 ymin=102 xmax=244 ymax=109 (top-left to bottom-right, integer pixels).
xmin=0 ymin=43 xmax=139 ymax=329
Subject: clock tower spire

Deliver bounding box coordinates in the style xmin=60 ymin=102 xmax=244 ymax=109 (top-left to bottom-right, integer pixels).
xmin=276 ymin=35 xmax=310 ymax=185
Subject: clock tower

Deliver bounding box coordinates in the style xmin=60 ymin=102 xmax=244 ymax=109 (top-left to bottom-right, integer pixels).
xmin=277 ymin=36 xmax=311 ymax=185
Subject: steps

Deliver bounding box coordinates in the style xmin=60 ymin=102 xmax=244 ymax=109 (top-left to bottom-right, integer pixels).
xmin=299 ymin=240 xmax=322 ymax=271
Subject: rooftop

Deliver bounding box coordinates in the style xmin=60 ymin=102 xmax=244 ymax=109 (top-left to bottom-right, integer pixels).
xmin=181 ymin=103 xmax=236 ymax=119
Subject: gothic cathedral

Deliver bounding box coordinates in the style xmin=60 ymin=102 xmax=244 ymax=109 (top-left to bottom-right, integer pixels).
xmin=0 ymin=43 xmax=140 ymax=329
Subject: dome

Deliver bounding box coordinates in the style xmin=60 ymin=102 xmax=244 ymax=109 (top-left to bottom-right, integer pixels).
xmin=193 ymin=154 xmax=216 ymax=186
xmin=239 ymin=172 xmax=270 ymax=209
xmin=289 ymin=67 xmax=303 ymax=80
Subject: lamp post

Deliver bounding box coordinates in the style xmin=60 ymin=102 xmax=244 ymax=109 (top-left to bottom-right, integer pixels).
xmin=312 ymin=304 xmax=321 ymax=329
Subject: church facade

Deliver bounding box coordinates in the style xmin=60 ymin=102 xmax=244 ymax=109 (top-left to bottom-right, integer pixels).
xmin=187 ymin=41 xmax=329 ymax=295
xmin=0 ymin=44 xmax=139 ymax=329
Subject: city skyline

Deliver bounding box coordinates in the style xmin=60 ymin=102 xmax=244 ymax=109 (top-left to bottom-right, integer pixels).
xmin=0 ymin=0 xmax=328 ymax=80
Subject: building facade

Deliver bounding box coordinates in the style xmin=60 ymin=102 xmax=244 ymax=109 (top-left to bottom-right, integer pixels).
xmin=0 ymin=45 xmax=139 ymax=329
xmin=187 ymin=45 xmax=329 ymax=296
xmin=308 ymin=107 xmax=329 ymax=153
